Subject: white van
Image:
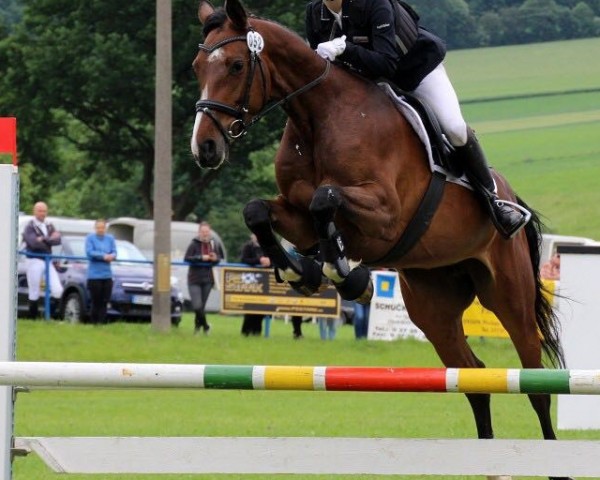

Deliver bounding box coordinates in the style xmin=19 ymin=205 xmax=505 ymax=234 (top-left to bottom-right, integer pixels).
xmin=107 ymin=217 xmax=227 ymax=310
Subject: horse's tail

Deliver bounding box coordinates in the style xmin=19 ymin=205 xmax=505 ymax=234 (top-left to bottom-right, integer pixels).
xmin=518 ymin=196 xmax=565 ymax=368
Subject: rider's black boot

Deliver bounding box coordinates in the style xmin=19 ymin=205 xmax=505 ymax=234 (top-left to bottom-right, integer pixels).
xmin=457 ymin=128 xmax=529 ymax=239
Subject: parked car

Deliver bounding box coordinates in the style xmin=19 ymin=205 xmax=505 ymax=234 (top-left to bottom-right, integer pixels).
xmin=18 ymin=236 xmax=183 ymax=324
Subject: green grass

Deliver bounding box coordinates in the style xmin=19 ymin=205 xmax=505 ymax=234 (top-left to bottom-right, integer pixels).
xmin=443 ymin=37 xmax=600 ymax=239
xmin=12 ymin=314 xmax=600 ymax=479
xmin=446 ymin=38 xmax=600 ymax=101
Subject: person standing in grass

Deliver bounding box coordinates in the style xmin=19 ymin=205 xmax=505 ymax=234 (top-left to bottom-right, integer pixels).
xmin=184 ymin=221 xmax=224 ymax=334
xmin=22 ymin=201 xmax=63 ymax=319
xmin=291 ymin=315 xmax=304 ymax=339
xmin=240 ymin=234 xmax=271 ymax=336
xmin=85 ymin=219 xmax=116 ymax=325
xmin=318 ymin=316 xmax=340 ymax=340
xmin=353 ymin=301 xmax=370 ymax=339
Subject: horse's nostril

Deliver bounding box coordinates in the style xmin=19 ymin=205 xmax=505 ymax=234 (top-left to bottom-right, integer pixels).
xmin=200 ymin=139 xmax=216 ymax=158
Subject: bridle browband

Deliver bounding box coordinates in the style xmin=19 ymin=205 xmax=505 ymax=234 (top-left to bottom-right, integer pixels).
xmin=195 ymin=30 xmax=331 ymax=144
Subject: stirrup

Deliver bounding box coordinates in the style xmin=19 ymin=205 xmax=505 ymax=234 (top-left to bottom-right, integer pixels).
xmin=496 ymin=199 xmax=532 ymax=224
xmin=493 ymin=200 xmax=531 ymax=239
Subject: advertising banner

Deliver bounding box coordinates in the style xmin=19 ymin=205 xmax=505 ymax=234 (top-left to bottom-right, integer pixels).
xmin=367 ymin=270 xmax=426 ymax=341
xmin=368 ymin=271 xmax=557 ymax=341
xmin=220 ymin=266 xmax=340 ymax=317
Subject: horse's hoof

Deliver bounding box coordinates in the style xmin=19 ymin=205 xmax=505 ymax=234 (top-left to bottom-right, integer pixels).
xmin=334 ymin=264 xmax=372 ymax=302
xmin=243 ymin=199 xmax=270 ymax=230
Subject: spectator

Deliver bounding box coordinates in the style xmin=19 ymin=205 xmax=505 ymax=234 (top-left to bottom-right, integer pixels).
xmin=184 ymin=221 xmax=224 ymax=334
xmin=318 ymin=316 xmax=340 ymax=340
xmin=540 ymin=254 xmax=560 ymax=281
xmin=240 ymin=234 xmax=271 ymax=336
xmin=85 ymin=219 xmax=117 ymax=325
xmin=22 ymin=201 xmax=63 ymax=319
xmin=353 ymin=301 xmax=371 ymax=339
xmin=291 ymin=315 xmax=304 ymax=339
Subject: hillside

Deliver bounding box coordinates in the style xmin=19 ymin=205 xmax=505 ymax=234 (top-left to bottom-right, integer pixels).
xmin=446 ymin=38 xmax=600 ymax=238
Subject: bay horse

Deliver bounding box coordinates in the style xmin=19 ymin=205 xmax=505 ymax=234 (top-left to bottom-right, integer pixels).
xmin=190 ymin=1 xmax=568 ymax=478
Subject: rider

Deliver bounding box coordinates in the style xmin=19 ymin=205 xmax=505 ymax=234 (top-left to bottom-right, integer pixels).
xmin=305 ymin=0 xmax=529 ymax=239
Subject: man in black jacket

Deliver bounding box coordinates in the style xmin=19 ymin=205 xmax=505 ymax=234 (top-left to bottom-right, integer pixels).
xmin=184 ymin=221 xmax=224 ymax=334
xmin=239 ymin=234 xmax=271 ymax=336
xmin=305 ymin=0 xmax=528 ymax=239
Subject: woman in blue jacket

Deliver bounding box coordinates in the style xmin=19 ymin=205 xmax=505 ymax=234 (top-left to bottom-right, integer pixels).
xmin=85 ymin=219 xmax=117 ymax=324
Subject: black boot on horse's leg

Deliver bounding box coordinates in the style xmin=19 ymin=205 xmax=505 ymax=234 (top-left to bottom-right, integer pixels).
xmin=457 ymin=128 xmax=530 ymax=239
xmin=243 ymin=199 xmax=323 ymax=296
xmin=309 ymin=186 xmax=373 ymax=304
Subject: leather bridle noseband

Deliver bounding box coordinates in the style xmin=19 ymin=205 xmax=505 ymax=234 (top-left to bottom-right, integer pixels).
xmin=195 ymin=30 xmax=331 ymax=144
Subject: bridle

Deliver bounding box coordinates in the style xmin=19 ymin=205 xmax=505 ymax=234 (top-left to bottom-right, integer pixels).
xmin=195 ymin=29 xmax=331 ymax=144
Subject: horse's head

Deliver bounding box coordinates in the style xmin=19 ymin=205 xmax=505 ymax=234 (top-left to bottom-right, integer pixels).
xmin=191 ymin=0 xmax=270 ymax=169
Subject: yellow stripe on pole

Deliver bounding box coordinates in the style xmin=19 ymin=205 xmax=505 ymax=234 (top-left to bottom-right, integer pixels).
xmin=458 ymin=368 xmax=509 ymax=393
xmin=263 ymin=366 xmax=316 ymax=390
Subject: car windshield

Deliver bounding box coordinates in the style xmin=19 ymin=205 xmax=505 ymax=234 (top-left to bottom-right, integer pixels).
xmin=64 ymin=237 xmax=148 ymax=262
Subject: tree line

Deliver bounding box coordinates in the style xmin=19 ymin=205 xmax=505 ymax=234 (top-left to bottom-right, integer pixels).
xmin=1 ymin=0 xmax=599 ymax=255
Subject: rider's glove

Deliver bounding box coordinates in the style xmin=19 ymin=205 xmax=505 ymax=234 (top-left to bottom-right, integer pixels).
xmin=316 ymin=35 xmax=346 ymax=61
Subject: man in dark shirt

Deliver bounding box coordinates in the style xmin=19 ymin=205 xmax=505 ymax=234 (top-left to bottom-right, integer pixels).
xmin=240 ymin=234 xmax=271 ymax=336
xmin=184 ymin=221 xmax=224 ymax=334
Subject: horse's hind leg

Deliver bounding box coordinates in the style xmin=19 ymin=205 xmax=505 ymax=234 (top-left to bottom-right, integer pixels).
xmin=400 ymin=267 xmax=497 ymax=440
xmin=309 ymin=185 xmax=373 ymax=303
xmin=243 ymin=198 xmax=323 ymax=295
xmin=476 ymin=243 xmax=571 ymax=480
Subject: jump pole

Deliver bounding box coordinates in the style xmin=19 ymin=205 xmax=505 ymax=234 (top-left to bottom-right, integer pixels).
xmin=1 ymin=362 xmax=600 ymax=394
xmin=0 ymin=163 xmax=19 ymax=480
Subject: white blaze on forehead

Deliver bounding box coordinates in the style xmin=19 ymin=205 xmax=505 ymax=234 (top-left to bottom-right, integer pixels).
xmin=208 ymin=48 xmax=224 ymax=62
xmin=190 ymin=86 xmax=208 ymax=157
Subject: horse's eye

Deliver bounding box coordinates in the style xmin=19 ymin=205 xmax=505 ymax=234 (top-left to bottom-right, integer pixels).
xmin=229 ymin=60 xmax=244 ymax=75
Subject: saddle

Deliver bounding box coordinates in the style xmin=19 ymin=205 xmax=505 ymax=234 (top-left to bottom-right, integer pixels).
xmin=384 ymin=81 xmax=463 ymax=178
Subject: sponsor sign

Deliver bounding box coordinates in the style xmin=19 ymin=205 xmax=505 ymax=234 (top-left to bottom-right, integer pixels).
xmin=462 ymin=279 xmax=557 ymax=338
xmin=368 ymin=271 xmax=557 ymax=341
xmin=220 ymin=266 xmax=340 ymax=317
xmin=368 ymin=270 xmax=426 ymax=341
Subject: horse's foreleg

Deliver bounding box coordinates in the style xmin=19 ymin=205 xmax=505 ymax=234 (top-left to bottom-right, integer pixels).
xmin=309 ymin=185 xmax=373 ymax=303
xmin=243 ymin=198 xmax=323 ymax=296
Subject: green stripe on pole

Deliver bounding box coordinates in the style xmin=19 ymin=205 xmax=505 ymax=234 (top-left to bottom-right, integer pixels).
xmin=520 ymin=369 xmax=571 ymax=394
xmin=204 ymin=365 xmax=254 ymax=389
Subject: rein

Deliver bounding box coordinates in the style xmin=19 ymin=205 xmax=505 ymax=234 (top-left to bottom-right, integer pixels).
xmin=195 ymin=31 xmax=331 ymax=144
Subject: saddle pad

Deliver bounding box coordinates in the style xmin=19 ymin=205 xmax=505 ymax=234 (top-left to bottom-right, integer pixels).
xmin=378 ymin=82 xmax=471 ymax=189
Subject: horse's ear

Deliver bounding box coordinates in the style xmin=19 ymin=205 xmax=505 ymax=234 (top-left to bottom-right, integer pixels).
xmin=224 ymin=0 xmax=248 ymax=31
xmin=198 ymin=0 xmax=215 ymax=26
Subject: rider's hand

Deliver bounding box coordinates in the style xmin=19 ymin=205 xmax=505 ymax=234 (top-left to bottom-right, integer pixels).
xmin=316 ymin=35 xmax=346 ymax=60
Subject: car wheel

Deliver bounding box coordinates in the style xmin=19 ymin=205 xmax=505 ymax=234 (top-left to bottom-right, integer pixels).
xmin=62 ymin=292 xmax=84 ymax=324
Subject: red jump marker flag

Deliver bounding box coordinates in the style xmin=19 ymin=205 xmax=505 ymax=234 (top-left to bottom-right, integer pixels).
xmin=0 ymin=117 xmax=17 ymax=166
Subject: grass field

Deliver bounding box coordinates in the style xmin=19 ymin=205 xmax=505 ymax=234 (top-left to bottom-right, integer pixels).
xmin=446 ymin=37 xmax=600 ymax=239
xmin=11 ymin=313 xmax=600 ymax=480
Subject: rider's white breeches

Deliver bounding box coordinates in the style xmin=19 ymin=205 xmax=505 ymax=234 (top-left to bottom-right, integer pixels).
xmin=411 ymin=63 xmax=468 ymax=147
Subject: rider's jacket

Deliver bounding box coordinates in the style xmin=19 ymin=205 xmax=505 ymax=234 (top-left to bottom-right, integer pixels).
xmin=305 ymin=0 xmax=446 ymax=91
